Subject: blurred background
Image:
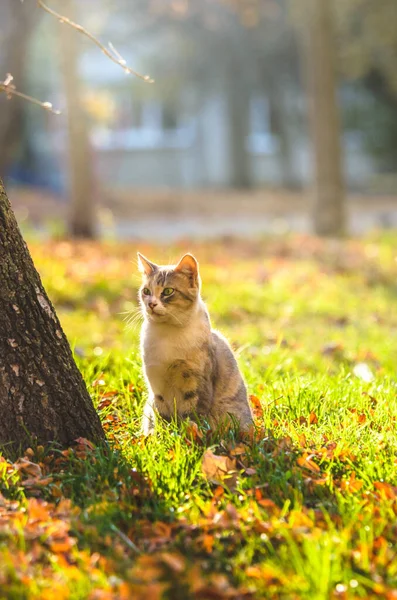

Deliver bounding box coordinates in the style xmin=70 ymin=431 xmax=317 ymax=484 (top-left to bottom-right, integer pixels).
xmin=1 ymin=0 xmax=397 ymax=239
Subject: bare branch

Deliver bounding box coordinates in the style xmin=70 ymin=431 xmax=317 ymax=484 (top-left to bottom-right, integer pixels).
xmin=0 ymin=73 xmax=61 ymax=115
xmin=37 ymin=0 xmax=154 ymax=83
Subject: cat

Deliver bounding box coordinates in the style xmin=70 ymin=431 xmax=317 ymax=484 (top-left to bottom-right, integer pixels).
xmin=137 ymin=252 xmax=253 ymax=434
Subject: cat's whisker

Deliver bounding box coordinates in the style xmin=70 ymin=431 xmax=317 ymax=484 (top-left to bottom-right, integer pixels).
xmin=124 ymin=311 xmax=142 ymax=324
xmin=119 ymin=307 xmax=141 ymax=316
xmin=122 ymin=306 xmax=144 ymax=331
xmin=125 ymin=312 xmax=144 ymax=332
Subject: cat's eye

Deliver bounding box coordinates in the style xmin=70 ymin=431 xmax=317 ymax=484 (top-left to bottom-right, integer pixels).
xmin=142 ymin=287 xmax=151 ymax=296
xmin=162 ymin=287 xmax=174 ymax=297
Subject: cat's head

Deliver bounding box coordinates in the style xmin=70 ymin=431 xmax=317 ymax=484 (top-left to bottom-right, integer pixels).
xmin=137 ymin=253 xmax=201 ymax=326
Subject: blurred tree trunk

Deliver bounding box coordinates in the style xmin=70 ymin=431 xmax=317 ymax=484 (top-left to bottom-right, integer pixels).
xmin=227 ymin=68 xmax=252 ymax=189
xmin=58 ymin=0 xmax=96 ymax=238
xmin=268 ymin=75 xmax=300 ymax=189
xmin=0 ymin=179 xmax=105 ymax=457
xmin=304 ymin=0 xmax=346 ymax=236
xmin=0 ymin=1 xmax=38 ymax=178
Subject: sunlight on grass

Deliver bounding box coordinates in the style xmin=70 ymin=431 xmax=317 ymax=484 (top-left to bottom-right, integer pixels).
xmin=1 ymin=234 xmax=397 ymax=598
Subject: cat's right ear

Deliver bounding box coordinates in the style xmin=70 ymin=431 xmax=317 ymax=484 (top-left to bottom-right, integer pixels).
xmin=137 ymin=253 xmax=158 ymax=276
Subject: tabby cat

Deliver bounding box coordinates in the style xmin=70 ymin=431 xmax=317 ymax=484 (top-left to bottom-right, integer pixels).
xmin=138 ymin=252 xmax=253 ymax=434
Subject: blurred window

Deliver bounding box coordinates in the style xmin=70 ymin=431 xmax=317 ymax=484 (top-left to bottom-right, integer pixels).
xmin=248 ymin=95 xmax=277 ymax=155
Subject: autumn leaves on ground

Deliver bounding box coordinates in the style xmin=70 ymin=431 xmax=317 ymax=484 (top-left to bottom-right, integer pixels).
xmin=2 ymin=234 xmax=397 ymax=599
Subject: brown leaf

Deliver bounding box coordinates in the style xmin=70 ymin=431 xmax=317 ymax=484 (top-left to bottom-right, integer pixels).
xmin=22 ymin=476 xmax=53 ymax=488
xmin=160 ymin=552 xmax=185 ymax=573
xmin=202 ymin=450 xmax=237 ymax=483
xmin=14 ymin=459 xmax=42 ymax=479
xmin=74 ymin=437 xmax=95 ymax=450
xmin=245 ymin=467 xmax=257 ymax=476
xmin=185 ymin=420 xmax=204 ymax=444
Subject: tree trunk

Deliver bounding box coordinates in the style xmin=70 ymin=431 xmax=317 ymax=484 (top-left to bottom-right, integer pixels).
xmin=268 ymin=75 xmax=300 ymax=190
xmin=0 ymin=1 xmax=38 ymax=178
xmin=303 ymin=0 xmax=346 ymax=236
xmin=0 ymin=179 xmax=104 ymax=456
xmin=226 ymin=68 xmax=252 ymax=189
xmin=58 ymin=0 xmax=96 ymax=238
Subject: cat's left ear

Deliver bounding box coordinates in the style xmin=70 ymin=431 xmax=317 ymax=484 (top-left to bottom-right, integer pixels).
xmin=137 ymin=252 xmax=158 ymax=276
xmin=175 ymin=253 xmax=199 ymax=286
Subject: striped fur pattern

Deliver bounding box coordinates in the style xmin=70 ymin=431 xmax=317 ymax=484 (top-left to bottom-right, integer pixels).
xmin=138 ymin=252 xmax=253 ymax=434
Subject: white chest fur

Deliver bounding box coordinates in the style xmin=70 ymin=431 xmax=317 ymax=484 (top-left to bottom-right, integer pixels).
xmin=141 ymin=318 xmax=208 ymax=395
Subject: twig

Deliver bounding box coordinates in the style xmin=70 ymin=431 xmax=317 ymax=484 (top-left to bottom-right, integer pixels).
xmin=109 ymin=523 xmax=141 ymax=554
xmin=37 ymin=0 xmax=154 ymax=83
xmin=0 ymin=73 xmax=61 ymax=115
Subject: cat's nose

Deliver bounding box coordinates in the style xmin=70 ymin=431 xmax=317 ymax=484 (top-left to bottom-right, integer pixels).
xmin=149 ymin=301 xmax=158 ymax=310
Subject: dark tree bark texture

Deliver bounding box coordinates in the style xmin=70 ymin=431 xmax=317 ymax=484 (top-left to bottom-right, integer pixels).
xmin=0 ymin=180 xmax=104 ymax=455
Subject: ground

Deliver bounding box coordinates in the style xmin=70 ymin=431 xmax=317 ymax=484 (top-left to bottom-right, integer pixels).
xmin=1 ymin=233 xmax=397 ymax=599
xmin=8 ymin=185 xmax=397 ymax=238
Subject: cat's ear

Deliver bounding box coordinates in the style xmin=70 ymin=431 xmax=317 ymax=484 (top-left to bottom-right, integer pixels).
xmin=175 ymin=253 xmax=199 ymax=285
xmin=137 ymin=252 xmax=158 ymax=276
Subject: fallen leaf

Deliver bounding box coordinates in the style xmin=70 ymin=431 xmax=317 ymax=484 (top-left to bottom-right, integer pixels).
xmin=160 ymin=552 xmax=185 ymax=573
xmin=249 ymin=394 xmax=264 ymax=419
xmin=14 ymin=459 xmax=42 ymax=479
xmin=309 ymin=412 xmax=318 ymax=425
xmin=202 ymin=450 xmax=237 ymax=484
xmin=297 ymin=453 xmax=320 ymax=473
xmin=202 ymin=534 xmax=214 ymax=553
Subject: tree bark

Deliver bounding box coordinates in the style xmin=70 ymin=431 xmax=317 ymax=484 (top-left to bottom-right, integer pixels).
xmin=58 ymin=0 xmax=96 ymax=238
xmin=0 ymin=179 xmax=104 ymax=456
xmin=303 ymin=0 xmax=346 ymax=236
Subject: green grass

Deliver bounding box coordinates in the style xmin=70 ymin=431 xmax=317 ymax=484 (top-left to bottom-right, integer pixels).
xmin=1 ymin=234 xmax=397 ymax=599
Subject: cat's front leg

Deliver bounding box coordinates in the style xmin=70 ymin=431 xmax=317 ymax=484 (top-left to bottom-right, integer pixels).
xmin=141 ymin=394 xmax=156 ymax=435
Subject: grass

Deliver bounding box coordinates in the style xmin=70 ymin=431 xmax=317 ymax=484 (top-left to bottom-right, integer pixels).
xmin=1 ymin=233 xmax=397 ymax=599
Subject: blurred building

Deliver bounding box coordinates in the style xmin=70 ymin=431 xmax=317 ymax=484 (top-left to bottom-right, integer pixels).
xmin=3 ymin=0 xmax=391 ymax=195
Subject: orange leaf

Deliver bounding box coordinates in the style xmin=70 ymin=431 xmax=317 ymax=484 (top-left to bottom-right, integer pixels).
xmin=49 ymin=538 xmax=75 ymax=553
xmin=249 ymin=394 xmax=264 ymax=418
xmin=341 ymin=472 xmax=363 ymax=493
xmin=374 ymin=481 xmax=396 ymax=499
xmin=309 ymin=412 xmax=318 ymax=425
xmin=185 ymin=421 xmax=204 ymax=443
xmin=229 ymin=444 xmax=246 ymax=457
xmin=246 ymin=566 xmax=262 ymax=579
xmin=298 ymin=433 xmax=307 ymax=447
xmin=202 ymin=534 xmax=214 ymax=553
xmin=27 ymin=498 xmax=51 ymax=521
xmin=297 ymin=453 xmax=320 ymax=473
